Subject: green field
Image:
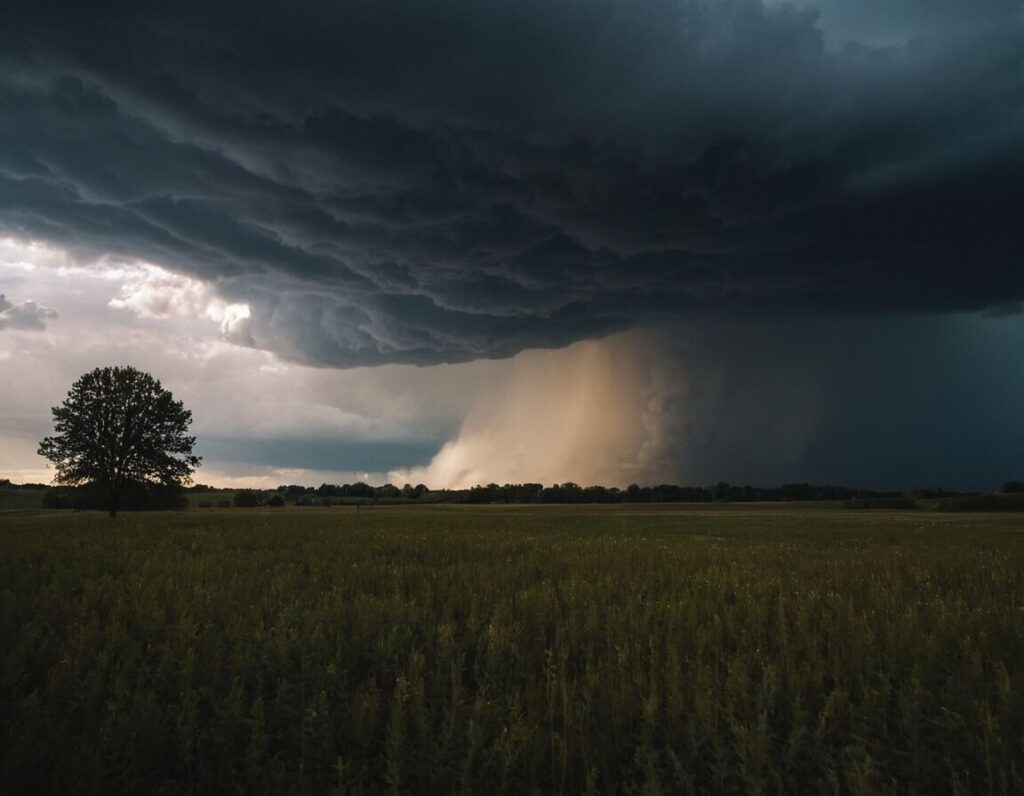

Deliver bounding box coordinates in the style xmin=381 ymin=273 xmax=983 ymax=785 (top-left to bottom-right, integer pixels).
xmin=2 ymin=505 xmax=1023 ymax=794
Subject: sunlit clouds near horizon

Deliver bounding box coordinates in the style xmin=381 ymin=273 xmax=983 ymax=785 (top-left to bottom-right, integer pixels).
xmin=0 ymin=237 xmax=465 ymax=487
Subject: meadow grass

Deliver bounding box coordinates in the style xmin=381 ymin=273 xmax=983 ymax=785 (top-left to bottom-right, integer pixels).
xmin=2 ymin=504 xmax=1023 ymax=794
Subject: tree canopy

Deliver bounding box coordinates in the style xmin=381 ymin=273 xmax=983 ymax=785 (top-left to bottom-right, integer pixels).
xmin=38 ymin=366 xmax=200 ymax=516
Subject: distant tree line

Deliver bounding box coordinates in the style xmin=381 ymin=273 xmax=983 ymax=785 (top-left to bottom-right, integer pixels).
xmin=202 ymin=480 xmax=1024 ymax=511
xmin=0 ymin=480 xmax=48 ymax=491
xmin=221 ymin=480 xmax=905 ymax=507
xmin=8 ymin=477 xmax=1024 ymax=512
xmin=431 ymin=481 xmax=905 ymax=504
xmin=41 ymin=481 xmax=188 ymax=511
xmin=310 ymin=482 xmax=429 ymax=500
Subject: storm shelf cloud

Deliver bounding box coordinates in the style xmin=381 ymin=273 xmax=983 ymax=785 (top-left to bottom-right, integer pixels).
xmin=2 ymin=1 xmax=1023 ymax=491
xmin=1 ymin=0 xmax=1022 ymax=366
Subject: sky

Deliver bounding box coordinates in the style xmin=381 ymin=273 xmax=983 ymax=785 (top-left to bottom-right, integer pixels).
xmin=1 ymin=0 xmax=1023 ymax=490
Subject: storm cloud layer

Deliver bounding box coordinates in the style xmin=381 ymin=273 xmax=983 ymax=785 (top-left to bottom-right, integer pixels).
xmin=1 ymin=0 xmax=1022 ymax=365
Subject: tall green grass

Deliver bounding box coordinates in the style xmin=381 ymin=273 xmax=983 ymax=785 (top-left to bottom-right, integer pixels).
xmin=2 ymin=505 xmax=1023 ymax=793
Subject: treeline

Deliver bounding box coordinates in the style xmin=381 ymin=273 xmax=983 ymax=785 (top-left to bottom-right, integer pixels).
xmin=435 ymin=481 xmax=902 ymax=504
xmin=195 ymin=482 xmax=431 ymax=508
xmin=0 ymin=478 xmax=188 ymax=510
xmin=223 ymin=480 xmax=904 ymax=507
xmin=0 ymin=480 xmax=48 ymax=491
xmin=7 ymin=477 xmax=1024 ymax=511
xmin=41 ymin=481 xmax=187 ymax=511
xmin=218 ymin=480 xmax=1024 ymax=510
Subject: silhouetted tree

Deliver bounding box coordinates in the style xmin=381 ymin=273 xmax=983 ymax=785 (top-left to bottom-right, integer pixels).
xmin=376 ymin=484 xmax=402 ymax=499
xmin=37 ymin=366 xmax=200 ymax=517
xmin=233 ymin=490 xmax=260 ymax=508
xmin=348 ymin=482 xmax=376 ymax=498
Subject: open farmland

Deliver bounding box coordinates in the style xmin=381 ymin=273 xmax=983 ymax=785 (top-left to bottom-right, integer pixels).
xmin=2 ymin=504 xmax=1023 ymax=794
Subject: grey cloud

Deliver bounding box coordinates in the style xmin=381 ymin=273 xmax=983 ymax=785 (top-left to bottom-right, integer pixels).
xmin=0 ymin=293 xmax=57 ymax=331
xmin=0 ymin=1 xmax=1022 ymax=364
xmin=788 ymin=0 xmax=1024 ymax=47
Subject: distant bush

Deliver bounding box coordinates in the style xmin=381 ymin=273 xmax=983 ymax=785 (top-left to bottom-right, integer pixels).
xmin=266 ymin=495 xmax=285 ymax=507
xmin=216 ymin=499 xmax=232 ymax=509
xmin=198 ymin=501 xmax=213 ymax=509
xmin=233 ymin=490 xmax=260 ymax=508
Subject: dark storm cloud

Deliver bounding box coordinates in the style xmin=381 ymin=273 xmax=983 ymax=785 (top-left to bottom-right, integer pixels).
xmin=800 ymin=0 xmax=1023 ymax=46
xmin=1 ymin=0 xmax=1022 ymax=365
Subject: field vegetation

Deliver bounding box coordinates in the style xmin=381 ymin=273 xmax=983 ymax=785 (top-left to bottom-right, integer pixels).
xmin=2 ymin=504 xmax=1023 ymax=793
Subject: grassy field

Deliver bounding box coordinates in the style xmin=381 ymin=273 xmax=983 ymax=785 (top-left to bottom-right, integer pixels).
xmin=2 ymin=504 xmax=1023 ymax=794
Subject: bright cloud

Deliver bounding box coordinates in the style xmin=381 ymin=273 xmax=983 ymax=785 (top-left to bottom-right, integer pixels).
xmin=108 ymin=263 xmax=251 ymax=335
xmin=0 ymin=237 xmax=478 ymax=485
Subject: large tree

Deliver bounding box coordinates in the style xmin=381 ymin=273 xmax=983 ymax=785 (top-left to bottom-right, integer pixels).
xmin=38 ymin=366 xmax=201 ymax=516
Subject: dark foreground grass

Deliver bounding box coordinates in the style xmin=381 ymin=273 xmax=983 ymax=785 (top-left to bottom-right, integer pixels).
xmin=2 ymin=505 xmax=1023 ymax=794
